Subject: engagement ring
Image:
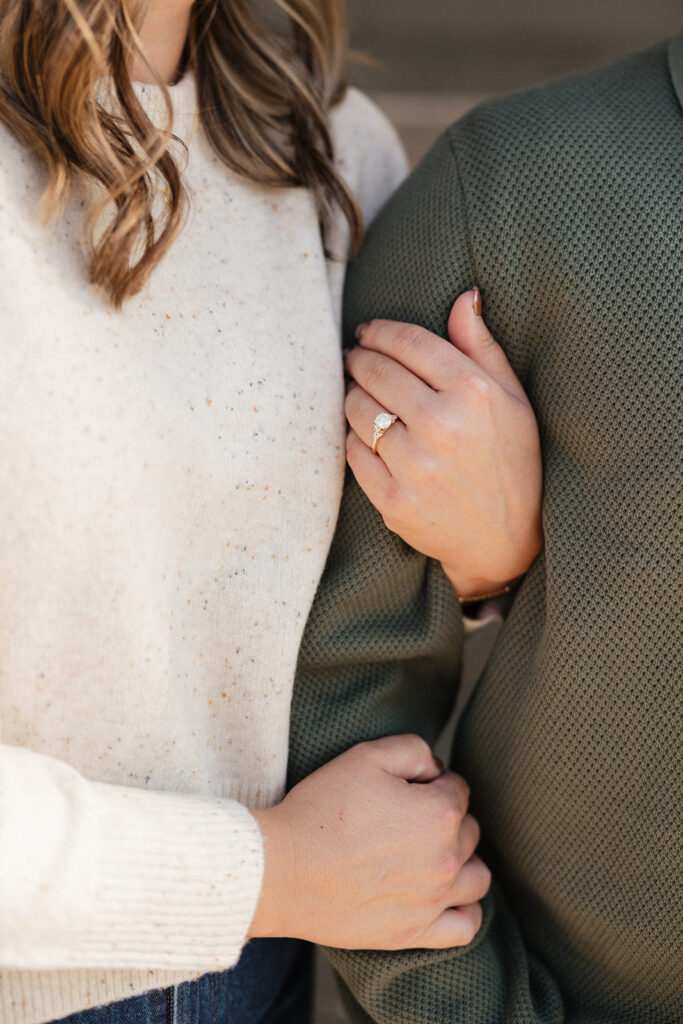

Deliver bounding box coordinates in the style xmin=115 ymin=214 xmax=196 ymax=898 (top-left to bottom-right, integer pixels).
xmin=372 ymin=411 xmax=399 ymax=454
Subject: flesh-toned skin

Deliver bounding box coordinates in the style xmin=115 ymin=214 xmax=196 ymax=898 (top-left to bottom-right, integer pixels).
xmin=345 ymin=291 xmax=543 ymax=600
xmin=250 ymin=738 xmax=490 ymax=949
xmin=131 ymin=1 xmax=492 ymax=952
xmin=133 ymin=0 xmax=193 ymax=84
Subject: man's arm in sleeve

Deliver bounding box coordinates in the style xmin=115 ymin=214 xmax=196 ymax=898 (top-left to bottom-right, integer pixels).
xmin=289 ymin=128 xmax=566 ymax=1022
xmin=289 ymin=132 xmax=481 ymax=787
xmin=288 ymin=461 xmax=463 ymax=784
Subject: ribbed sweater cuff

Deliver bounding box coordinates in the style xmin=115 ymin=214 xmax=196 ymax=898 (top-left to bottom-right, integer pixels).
xmin=76 ymin=784 xmax=264 ymax=970
xmin=18 ymin=778 xmax=266 ymax=970
xmin=1 ymin=968 xmax=194 ymax=1024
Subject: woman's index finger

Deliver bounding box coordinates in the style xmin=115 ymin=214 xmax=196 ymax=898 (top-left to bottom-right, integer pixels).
xmin=356 ymin=318 xmax=473 ymax=392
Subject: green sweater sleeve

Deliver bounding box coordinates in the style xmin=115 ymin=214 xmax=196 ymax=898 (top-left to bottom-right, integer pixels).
xmin=289 ymin=132 xmax=565 ymax=1023
xmin=288 ymin=135 xmax=474 ymax=784
xmin=287 ymin=461 xmax=463 ymax=785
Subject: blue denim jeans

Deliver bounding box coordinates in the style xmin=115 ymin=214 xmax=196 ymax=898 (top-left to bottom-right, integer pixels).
xmin=52 ymin=939 xmax=313 ymax=1024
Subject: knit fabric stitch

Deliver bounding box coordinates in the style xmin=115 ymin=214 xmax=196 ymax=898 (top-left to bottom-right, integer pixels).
xmin=0 ymin=73 xmax=407 ymax=1024
xmin=289 ymin=36 xmax=683 ymax=1023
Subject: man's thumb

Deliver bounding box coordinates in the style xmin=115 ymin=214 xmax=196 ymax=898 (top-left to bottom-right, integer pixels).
xmin=447 ymin=289 xmax=523 ymax=396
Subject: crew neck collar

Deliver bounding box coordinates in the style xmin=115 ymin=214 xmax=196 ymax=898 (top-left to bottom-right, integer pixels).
xmin=132 ymin=70 xmax=198 ymax=140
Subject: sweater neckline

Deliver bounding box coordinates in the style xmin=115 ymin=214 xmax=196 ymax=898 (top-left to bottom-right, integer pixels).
xmin=132 ymin=71 xmax=198 ymax=141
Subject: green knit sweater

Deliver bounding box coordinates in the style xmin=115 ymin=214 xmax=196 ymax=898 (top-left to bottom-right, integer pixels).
xmin=289 ymin=36 xmax=683 ymax=1024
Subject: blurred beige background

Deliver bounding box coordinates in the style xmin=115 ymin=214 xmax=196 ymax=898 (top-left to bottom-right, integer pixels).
xmin=314 ymin=4 xmax=681 ymax=1021
xmin=348 ymin=0 xmax=682 ymax=164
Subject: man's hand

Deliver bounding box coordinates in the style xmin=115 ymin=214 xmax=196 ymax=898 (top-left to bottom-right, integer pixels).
xmin=249 ymin=734 xmax=490 ymax=950
xmin=344 ymin=289 xmax=543 ymax=600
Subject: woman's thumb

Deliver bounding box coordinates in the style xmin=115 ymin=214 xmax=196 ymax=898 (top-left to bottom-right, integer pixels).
xmin=368 ymin=734 xmax=444 ymax=783
xmin=447 ymin=288 xmax=523 ymax=396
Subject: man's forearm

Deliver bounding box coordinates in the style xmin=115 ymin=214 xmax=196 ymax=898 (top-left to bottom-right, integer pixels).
xmin=288 ymin=467 xmax=462 ymax=789
xmin=289 ymin=470 xmax=563 ymax=1024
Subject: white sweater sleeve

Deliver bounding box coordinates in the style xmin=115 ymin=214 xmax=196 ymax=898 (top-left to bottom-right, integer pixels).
xmin=324 ymin=88 xmax=408 ymax=328
xmin=330 ymin=87 xmax=409 ymax=229
xmin=0 ymin=745 xmax=263 ymax=970
xmin=0 ymin=175 xmax=264 ymax=972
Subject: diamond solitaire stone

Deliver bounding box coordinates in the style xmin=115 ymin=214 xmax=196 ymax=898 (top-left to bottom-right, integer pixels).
xmin=372 ymin=410 xmax=399 ymax=453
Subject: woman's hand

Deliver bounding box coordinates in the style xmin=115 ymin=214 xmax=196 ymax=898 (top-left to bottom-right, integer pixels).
xmin=249 ymin=734 xmax=490 ymax=950
xmin=344 ymin=289 xmax=543 ymax=600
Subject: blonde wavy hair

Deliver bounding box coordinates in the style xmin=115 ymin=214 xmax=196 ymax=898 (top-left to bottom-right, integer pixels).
xmin=0 ymin=0 xmax=362 ymax=306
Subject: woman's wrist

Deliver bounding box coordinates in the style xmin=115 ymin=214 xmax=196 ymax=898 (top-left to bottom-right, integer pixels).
xmin=441 ymin=566 xmax=524 ymax=604
xmin=247 ymin=806 xmax=292 ymax=939
xmin=442 ymin=526 xmax=543 ymax=603
xmin=459 ymin=578 xmax=524 ymax=604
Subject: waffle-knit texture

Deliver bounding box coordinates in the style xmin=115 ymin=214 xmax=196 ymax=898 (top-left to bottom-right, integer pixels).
xmin=0 ymin=73 xmax=407 ymax=1024
xmin=290 ymin=37 xmax=683 ymax=1023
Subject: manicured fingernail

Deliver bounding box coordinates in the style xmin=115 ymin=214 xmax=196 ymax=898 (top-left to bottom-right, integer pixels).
xmin=472 ymin=287 xmax=482 ymax=317
xmin=355 ymin=322 xmax=369 ymax=340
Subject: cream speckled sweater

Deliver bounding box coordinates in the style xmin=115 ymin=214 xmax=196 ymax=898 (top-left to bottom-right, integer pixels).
xmin=0 ymin=73 xmax=406 ymax=1024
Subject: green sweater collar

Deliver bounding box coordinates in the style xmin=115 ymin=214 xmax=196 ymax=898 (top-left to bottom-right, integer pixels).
xmin=668 ymin=31 xmax=683 ymax=110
